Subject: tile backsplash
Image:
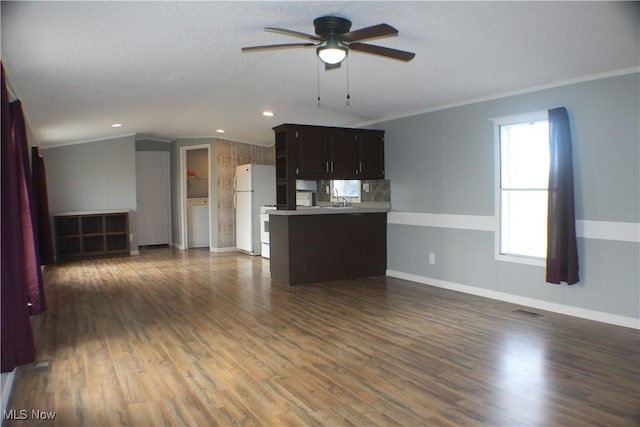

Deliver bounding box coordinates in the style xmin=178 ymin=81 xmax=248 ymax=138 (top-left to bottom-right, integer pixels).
xmin=361 ymin=179 xmax=391 ymax=203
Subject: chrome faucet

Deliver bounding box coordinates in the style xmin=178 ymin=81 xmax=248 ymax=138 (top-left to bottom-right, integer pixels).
xmin=332 ymin=188 xmax=340 ymax=206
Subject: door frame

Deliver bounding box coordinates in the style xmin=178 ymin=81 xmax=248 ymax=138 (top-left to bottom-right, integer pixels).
xmin=179 ymin=144 xmax=211 ymax=250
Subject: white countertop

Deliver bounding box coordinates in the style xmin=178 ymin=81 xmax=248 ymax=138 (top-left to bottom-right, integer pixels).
xmin=269 ymin=207 xmax=389 ymax=216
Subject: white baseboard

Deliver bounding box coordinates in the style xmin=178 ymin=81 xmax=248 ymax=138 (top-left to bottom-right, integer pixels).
xmin=1 ymin=370 xmax=16 ymax=425
xmin=386 ymin=270 xmax=640 ymax=330
xmin=210 ymin=247 xmax=238 ymax=253
xmin=130 ymin=250 xmax=140 ymax=256
xmin=169 ymin=243 xmax=237 ymax=253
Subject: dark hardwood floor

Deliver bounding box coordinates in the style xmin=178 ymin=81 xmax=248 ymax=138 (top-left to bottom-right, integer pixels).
xmin=5 ymin=247 xmax=639 ymax=426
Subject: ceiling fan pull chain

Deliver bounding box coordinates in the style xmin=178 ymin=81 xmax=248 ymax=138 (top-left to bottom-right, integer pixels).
xmin=317 ymin=57 xmax=321 ymax=107
xmin=346 ymin=57 xmax=351 ymax=106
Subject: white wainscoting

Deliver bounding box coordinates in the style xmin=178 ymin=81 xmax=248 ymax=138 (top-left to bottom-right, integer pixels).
xmin=387 ymin=212 xmax=640 ymax=243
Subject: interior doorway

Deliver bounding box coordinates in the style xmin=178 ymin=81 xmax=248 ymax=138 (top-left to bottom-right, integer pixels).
xmin=179 ymin=145 xmax=211 ymax=250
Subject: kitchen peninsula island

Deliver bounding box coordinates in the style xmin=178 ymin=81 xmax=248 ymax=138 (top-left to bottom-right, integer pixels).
xmin=269 ymin=207 xmax=387 ymax=285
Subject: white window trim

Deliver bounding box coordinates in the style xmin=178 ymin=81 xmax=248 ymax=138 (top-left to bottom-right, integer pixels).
xmin=492 ymin=110 xmax=548 ymax=267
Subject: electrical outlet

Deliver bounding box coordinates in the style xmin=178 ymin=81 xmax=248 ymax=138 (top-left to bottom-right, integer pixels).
xmin=326 ymin=185 xmax=330 ymax=193
xmin=363 ymin=183 xmax=370 ymax=192
xmin=429 ymin=252 xmax=436 ymax=265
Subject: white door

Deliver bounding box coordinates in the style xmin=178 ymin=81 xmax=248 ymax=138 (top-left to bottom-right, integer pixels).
xmin=188 ymin=206 xmax=209 ymax=248
xmin=235 ymin=191 xmax=253 ymax=252
xmin=136 ymin=151 xmax=171 ymax=246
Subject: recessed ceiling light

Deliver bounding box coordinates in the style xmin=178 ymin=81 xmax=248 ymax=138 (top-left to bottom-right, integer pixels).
xmin=111 ymin=123 xmax=123 ymax=128
xmin=216 ymin=129 xmax=225 ymax=133
xmin=262 ymin=111 xmax=274 ymax=117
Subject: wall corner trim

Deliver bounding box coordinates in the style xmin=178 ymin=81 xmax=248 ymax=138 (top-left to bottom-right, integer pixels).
xmin=386 ymin=270 xmax=640 ymax=330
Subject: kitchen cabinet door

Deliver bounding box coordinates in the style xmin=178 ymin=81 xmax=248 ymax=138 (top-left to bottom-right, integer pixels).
xmin=356 ymin=131 xmax=385 ymax=179
xmin=288 ymin=215 xmax=345 ymax=283
xmin=345 ymin=213 xmax=387 ymax=278
xmin=296 ymin=129 xmax=328 ymax=179
xmin=329 ymin=130 xmax=358 ymax=179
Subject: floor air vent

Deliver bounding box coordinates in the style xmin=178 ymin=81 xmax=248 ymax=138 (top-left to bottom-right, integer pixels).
xmin=513 ymin=309 xmax=543 ymax=317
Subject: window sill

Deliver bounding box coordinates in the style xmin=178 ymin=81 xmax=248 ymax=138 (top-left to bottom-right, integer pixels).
xmin=496 ymin=253 xmax=545 ymax=267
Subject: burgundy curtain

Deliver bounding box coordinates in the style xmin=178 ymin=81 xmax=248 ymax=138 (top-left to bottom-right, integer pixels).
xmin=1 ymin=64 xmax=37 ymax=372
xmin=546 ymin=107 xmax=579 ymax=285
xmin=10 ymin=100 xmax=47 ymax=314
xmin=32 ymin=146 xmax=55 ymax=266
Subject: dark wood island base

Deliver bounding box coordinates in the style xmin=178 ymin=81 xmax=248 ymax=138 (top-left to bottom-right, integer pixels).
xmin=269 ymin=210 xmax=387 ymax=285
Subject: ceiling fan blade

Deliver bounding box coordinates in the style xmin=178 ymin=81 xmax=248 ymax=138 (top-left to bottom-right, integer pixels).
xmin=348 ymin=43 xmax=415 ymax=61
xmin=325 ymin=62 xmax=342 ymax=71
xmin=264 ymin=27 xmax=322 ymax=42
xmin=241 ymin=43 xmax=316 ymax=52
xmin=341 ymin=23 xmax=398 ymax=43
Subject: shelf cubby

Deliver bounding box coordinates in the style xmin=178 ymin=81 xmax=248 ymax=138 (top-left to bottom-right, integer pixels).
xmin=54 ymin=211 xmax=130 ymax=262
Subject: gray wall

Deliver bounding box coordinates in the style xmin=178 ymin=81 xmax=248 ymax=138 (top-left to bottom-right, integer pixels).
xmin=135 ymin=138 xmax=171 ymax=152
xmin=42 ymin=135 xmax=139 ymax=251
xmin=376 ymin=72 xmax=639 ymax=323
xmin=42 ymin=135 xmax=218 ymax=253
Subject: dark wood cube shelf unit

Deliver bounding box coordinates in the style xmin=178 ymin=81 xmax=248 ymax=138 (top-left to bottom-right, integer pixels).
xmin=54 ymin=211 xmax=130 ymax=261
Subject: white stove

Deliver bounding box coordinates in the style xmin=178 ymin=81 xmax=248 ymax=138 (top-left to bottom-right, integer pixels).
xmin=259 ymin=205 xmax=277 ymax=258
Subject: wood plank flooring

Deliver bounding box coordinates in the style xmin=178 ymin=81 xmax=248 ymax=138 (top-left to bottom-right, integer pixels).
xmin=5 ymin=247 xmax=639 ymax=426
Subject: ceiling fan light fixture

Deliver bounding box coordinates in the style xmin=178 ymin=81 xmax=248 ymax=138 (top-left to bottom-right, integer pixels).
xmin=317 ymin=39 xmax=348 ymax=64
xmin=318 ymin=47 xmax=347 ymax=64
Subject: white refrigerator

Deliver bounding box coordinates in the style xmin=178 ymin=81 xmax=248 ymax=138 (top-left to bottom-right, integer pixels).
xmin=234 ymin=164 xmax=276 ymax=255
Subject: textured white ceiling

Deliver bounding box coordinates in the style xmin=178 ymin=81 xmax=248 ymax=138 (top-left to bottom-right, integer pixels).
xmin=2 ymin=1 xmax=639 ymax=147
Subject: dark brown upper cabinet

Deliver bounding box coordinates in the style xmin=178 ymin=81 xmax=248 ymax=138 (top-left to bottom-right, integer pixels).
xmin=329 ymin=130 xmax=358 ymax=178
xmin=273 ymin=124 xmax=385 ymax=209
xmin=296 ymin=127 xmax=328 ymax=179
xmin=295 ymin=126 xmax=384 ymax=180
xmin=355 ymin=130 xmax=385 ymax=179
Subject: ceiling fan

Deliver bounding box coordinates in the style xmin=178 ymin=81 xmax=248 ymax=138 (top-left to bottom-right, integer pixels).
xmin=241 ymin=16 xmax=415 ymax=69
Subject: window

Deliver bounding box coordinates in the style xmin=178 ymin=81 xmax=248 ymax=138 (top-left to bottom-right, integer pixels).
xmin=331 ymin=180 xmax=361 ymax=203
xmin=494 ymin=112 xmax=549 ymax=264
